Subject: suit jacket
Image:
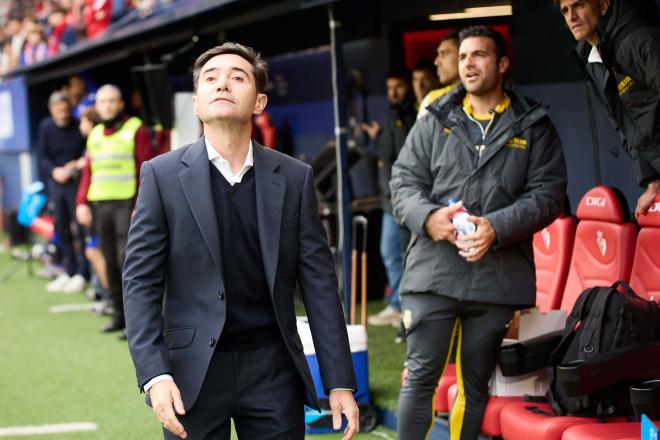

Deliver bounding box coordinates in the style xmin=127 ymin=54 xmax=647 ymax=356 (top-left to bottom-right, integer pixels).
xmin=123 ymin=138 xmax=356 ymax=411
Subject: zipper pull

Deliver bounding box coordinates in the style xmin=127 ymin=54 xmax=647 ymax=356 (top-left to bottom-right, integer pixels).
xmin=477 ymin=144 xmax=486 ymax=157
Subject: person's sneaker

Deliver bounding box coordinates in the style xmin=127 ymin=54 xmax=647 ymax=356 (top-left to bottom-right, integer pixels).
xmin=63 ymin=274 xmax=86 ymax=293
xmin=367 ymin=306 xmax=401 ymax=327
xmin=46 ymin=274 xmax=70 ymax=292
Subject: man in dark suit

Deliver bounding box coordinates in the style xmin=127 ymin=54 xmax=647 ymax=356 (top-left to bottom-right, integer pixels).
xmin=123 ymin=42 xmax=359 ymax=440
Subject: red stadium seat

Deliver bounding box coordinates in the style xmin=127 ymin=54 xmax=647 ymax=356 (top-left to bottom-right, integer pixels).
xmin=562 ymin=422 xmax=642 ymax=440
xmin=560 ymin=185 xmax=637 ymax=312
xmin=499 ymin=186 xmax=638 ymax=440
xmin=629 ymin=195 xmax=660 ymax=301
xmin=534 ymin=214 xmax=576 ymax=313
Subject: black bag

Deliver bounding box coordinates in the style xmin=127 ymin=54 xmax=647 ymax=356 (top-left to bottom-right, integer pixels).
xmin=547 ymin=281 xmax=660 ymax=418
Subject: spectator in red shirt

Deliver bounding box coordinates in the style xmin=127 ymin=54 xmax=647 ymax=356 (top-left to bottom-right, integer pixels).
xmin=83 ymin=0 xmax=111 ymax=38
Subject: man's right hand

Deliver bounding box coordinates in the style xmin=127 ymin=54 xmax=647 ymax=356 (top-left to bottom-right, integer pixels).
xmin=52 ymin=166 xmax=71 ymax=184
xmin=424 ymin=201 xmax=463 ymax=244
xmin=150 ymin=380 xmax=187 ymax=439
xmin=76 ymin=204 xmax=93 ymax=227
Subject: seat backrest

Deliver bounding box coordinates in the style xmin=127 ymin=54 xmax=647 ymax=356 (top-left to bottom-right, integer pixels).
xmin=630 ymin=195 xmax=660 ymax=302
xmin=533 ymin=215 xmax=576 ymax=313
xmin=561 ymin=186 xmax=637 ymax=313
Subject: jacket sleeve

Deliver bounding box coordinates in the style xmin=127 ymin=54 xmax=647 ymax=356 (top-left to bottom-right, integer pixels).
xmin=123 ymin=161 xmax=171 ymax=390
xmin=484 ymin=119 xmax=568 ymax=249
xmin=631 ymin=148 xmax=660 ymax=186
xmin=624 ymin=27 xmax=660 ymax=95
xmin=390 ymin=117 xmax=442 ymax=237
xmin=297 ymin=165 xmax=357 ymax=393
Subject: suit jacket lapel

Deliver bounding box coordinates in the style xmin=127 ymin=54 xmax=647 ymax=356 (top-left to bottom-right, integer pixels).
xmin=178 ymin=138 xmax=224 ymax=278
xmin=253 ymin=142 xmax=285 ymax=295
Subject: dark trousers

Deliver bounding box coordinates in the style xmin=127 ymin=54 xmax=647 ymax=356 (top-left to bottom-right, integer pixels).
xmin=50 ymin=180 xmax=88 ymax=278
xmin=93 ymin=199 xmax=132 ymax=326
xmin=164 ymin=341 xmax=305 ymax=440
xmin=397 ymin=293 xmax=514 ymax=440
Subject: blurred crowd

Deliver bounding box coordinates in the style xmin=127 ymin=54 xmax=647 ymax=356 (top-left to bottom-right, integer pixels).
xmin=0 ymin=0 xmax=175 ymax=74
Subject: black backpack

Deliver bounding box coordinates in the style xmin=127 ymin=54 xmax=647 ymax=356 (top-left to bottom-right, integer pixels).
xmin=546 ymin=281 xmax=660 ymax=418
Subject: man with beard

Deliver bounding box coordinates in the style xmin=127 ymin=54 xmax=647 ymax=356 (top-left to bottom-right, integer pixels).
xmin=391 ymin=26 xmax=567 ymax=439
xmin=417 ymin=30 xmax=462 ymax=119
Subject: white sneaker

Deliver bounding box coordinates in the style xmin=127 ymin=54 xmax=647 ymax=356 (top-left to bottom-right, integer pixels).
xmin=46 ymin=274 xmax=71 ymax=292
xmin=367 ymin=305 xmax=401 ymax=327
xmin=63 ymin=274 xmax=87 ymax=294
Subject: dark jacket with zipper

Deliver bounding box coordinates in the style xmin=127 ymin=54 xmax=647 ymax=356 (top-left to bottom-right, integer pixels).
xmin=390 ymin=86 xmax=567 ymax=308
xmin=576 ymin=0 xmax=660 ymax=185
xmin=379 ymin=92 xmax=418 ymax=213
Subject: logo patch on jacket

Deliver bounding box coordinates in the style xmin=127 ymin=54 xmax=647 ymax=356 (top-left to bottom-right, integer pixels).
xmin=618 ymin=76 xmax=634 ymax=96
xmin=504 ymin=137 xmax=527 ymax=150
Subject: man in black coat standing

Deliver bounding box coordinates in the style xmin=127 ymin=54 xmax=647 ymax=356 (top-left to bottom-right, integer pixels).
xmin=37 ymin=91 xmax=88 ymax=293
xmin=123 ymin=42 xmax=359 ymax=440
xmin=557 ymin=0 xmax=660 ymax=217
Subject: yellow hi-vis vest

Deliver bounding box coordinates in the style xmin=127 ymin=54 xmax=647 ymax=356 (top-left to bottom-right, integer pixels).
xmin=87 ymin=117 xmax=142 ymax=202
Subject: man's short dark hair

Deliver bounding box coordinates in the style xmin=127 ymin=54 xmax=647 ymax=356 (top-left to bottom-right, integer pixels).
xmin=459 ymin=26 xmax=508 ymax=59
xmin=440 ymin=30 xmax=460 ymax=47
xmin=386 ymin=66 xmax=412 ymax=83
xmin=412 ymin=59 xmax=435 ymax=75
xmin=192 ymin=42 xmax=269 ymax=93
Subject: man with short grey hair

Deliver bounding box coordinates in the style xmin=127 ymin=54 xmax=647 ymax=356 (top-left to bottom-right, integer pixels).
xmin=37 ymin=90 xmax=88 ymax=294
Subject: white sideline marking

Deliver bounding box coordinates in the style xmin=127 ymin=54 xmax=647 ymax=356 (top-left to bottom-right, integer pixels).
xmin=49 ymin=302 xmax=101 ymax=313
xmin=372 ymin=430 xmax=396 ymax=440
xmin=0 ymin=422 xmax=97 ymax=436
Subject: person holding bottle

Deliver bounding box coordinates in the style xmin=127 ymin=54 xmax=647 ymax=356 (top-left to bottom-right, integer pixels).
xmin=390 ymin=26 xmax=567 ymax=440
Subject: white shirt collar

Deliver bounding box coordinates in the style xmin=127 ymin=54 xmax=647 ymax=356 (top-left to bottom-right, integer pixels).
xmin=205 ymin=137 xmax=254 ymax=185
xmin=588 ymin=45 xmax=603 ymax=64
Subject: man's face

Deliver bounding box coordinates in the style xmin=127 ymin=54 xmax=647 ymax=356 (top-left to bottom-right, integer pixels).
xmin=412 ymin=69 xmax=438 ymax=104
xmin=459 ymin=36 xmax=508 ymax=96
xmin=95 ymin=88 xmax=124 ymax=121
xmin=434 ymin=39 xmax=459 ymax=85
xmin=49 ymin=100 xmax=71 ymax=127
xmin=386 ymin=78 xmax=410 ymax=106
xmin=559 ymin=0 xmax=609 ymax=43
xmin=192 ymin=53 xmax=267 ymax=125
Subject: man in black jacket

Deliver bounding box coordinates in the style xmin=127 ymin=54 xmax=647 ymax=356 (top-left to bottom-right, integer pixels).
xmin=37 ymin=91 xmax=88 ymax=293
xmin=363 ymin=68 xmax=417 ymax=327
xmin=391 ymin=26 xmax=567 ymax=440
xmin=558 ymin=0 xmax=660 ymax=217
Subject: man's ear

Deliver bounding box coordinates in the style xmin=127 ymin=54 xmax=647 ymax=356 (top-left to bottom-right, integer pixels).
xmin=600 ymin=0 xmax=610 ymax=15
xmin=253 ymin=93 xmax=268 ymax=115
xmin=192 ymin=94 xmax=198 ymax=116
xmin=499 ymin=56 xmax=510 ymax=75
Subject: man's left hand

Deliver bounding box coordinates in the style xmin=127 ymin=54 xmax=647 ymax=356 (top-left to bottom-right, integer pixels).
xmin=328 ymin=389 xmax=359 ymax=440
xmin=635 ymin=180 xmax=660 ymax=219
xmin=456 ymin=216 xmax=496 ymax=262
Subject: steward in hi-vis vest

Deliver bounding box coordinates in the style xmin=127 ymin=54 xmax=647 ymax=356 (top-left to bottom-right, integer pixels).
xmin=75 ymin=84 xmax=166 ymax=339
xmin=87 ymin=116 xmax=141 ymax=201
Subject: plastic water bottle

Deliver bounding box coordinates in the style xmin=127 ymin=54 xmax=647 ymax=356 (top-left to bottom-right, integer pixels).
xmin=448 ymin=199 xmax=476 ymax=237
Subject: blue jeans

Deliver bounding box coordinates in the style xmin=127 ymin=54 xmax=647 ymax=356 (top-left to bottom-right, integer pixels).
xmin=380 ymin=212 xmax=402 ymax=310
